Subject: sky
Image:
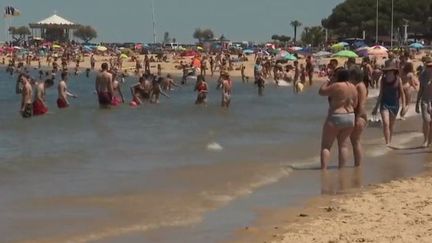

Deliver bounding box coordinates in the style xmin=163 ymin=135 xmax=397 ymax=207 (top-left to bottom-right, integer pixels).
xmin=2 ymin=0 xmax=344 ymax=43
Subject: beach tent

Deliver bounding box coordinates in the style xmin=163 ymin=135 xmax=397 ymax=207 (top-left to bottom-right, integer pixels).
xmin=333 ymin=50 xmax=358 ymax=58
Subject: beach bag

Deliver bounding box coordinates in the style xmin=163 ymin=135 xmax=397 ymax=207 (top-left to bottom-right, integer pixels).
xmin=368 ymin=114 xmax=382 ymax=128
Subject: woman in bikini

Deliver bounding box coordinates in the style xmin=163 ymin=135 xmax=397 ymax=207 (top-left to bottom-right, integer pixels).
xmin=319 ymin=69 xmax=358 ymax=170
xmin=372 ymin=62 xmax=406 ymax=145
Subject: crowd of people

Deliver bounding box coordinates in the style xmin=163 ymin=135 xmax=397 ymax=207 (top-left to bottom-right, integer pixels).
xmin=318 ymin=51 xmax=432 ymax=170
xmin=4 ymin=43 xmax=432 ymax=171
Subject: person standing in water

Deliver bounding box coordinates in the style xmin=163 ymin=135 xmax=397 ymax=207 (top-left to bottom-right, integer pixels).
xmin=95 ymin=63 xmax=114 ymax=109
xmin=255 ymin=72 xmax=265 ymax=96
xmin=33 ymin=79 xmax=54 ymax=116
xmin=150 ymin=76 xmax=169 ymax=104
xmin=372 ymin=62 xmax=406 ymax=146
xmin=57 ymin=72 xmax=77 ymax=109
xmin=220 ymin=71 xmax=232 ymax=108
xmin=319 ymin=69 xmax=358 ymax=170
xmin=194 ymin=75 xmax=208 ymax=105
xmin=349 ymin=66 xmax=368 ymax=167
xmin=306 ymin=56 xmax=314 ymax=86
xmin=111 ymin=71 xmax=125 ymax=106
xmin=416 ymin=57 xmax=432 ymax=147
xmin=400 ymin=62 xmax=419 ymax=119
xmin=20 ymin=75 xmax=33 ymax=118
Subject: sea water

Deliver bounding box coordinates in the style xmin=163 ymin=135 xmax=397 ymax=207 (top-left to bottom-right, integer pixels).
xmin=0 ymin=68 xmax=428 ymax=242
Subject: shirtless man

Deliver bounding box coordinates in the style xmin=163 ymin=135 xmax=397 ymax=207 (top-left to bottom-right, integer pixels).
xmin=319 ymin=69 xmax=358 ymax=169
xmin=95 ymin=63 xmax=114 ymax=109
xmin=416 ymin=58 xmax=432 ymax=147
xmin=150 ymin=76 xmax=169 ymax=104
xmin=57 ymin=72 xmax=77 ymax=109
xmin=161 ymin=74 xmax=179 ymax=91
xmin=33 ymin=79 xmax=54 ymax=116
xmin=220 ymin=71 xmax=233 ymax=108
xmin=20 ymin=76 xmax=33 ymax=118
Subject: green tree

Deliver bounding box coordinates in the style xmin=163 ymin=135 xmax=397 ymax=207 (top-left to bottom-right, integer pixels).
xmin=193 ymin=28 xmax=215 ymax=43
xmin=301 ymin=26 xmax=326 ymax=47
xmin=322 ymin=0 xmax=432 ymax=40
xmin=73 ymin=25 xmax=97 ymax=43
xmin=193 ymin=28 xmax=203 ymax=42
xmin=291 ymin=20 xmax=302 ymax=43
xmin=9 ymin=26 xmax=30 ymax=42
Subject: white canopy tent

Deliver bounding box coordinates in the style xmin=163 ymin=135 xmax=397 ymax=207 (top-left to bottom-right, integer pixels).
xmin=29 ymin=14 xmax=79 ymax=41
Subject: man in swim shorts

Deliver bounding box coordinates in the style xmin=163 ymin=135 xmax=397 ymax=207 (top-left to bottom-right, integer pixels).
xmin=416 ymin=57 xmax=432 ymax=147
xmin=57 ymin=72 xmax=77 ymax=109
xmin=95 ymin=63 xmax=114 ymax=109
xmin=20 ymin=75 xmax=33 ymax=118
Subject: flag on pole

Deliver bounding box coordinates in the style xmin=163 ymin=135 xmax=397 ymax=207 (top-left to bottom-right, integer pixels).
xmin=4 ymin=6 xmax=21 ymax=17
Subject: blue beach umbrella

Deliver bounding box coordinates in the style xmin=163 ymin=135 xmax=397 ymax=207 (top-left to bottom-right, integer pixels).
xmin=410 ymin=43 xmax=424 ymax=49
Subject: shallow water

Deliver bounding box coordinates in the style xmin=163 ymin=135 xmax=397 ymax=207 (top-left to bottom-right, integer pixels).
xmin=0 ymin=67 xmax=428 ymax=242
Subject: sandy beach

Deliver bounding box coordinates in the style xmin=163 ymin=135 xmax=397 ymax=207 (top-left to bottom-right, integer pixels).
xmin=231 ymin=171 xmax=432 ymax=243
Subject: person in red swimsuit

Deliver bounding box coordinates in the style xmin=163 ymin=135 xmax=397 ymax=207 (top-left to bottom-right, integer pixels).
xmin=33 ymin=79 xmax=53 ymax=116
xmin=194 ymin=75 xmax=208 ymax=105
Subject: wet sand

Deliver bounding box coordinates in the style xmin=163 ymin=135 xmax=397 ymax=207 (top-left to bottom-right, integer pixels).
xmin=229 ymin=114 xmax=432 ymax=243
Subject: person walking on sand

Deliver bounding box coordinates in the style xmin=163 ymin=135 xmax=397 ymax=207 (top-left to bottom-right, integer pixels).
xmin=372 ymin=62 xmax=406 ymax=146
xmin=416 ymin=57 xmax=432 ymax=147
xmin=319 ymin=69 xmax=358 ymax=170
xmin=95 ymin=63 xmax=114 ymax=109
xmin=57 ymin=72 xmax=77 ymax=109
xmin=349 ymin=66 xmax=368 ymax=167
xmin=20 ymin=75 xmax=33 ymax=118
xmin=220 ymin=71 xmax=232 ymax=108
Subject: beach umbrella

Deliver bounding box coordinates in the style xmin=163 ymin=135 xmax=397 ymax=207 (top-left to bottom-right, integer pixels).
xmin=331 ymin=43 xmax=345 ymax=52
xmin=13 ymin=46 xmax=22 ymax=50
xmin=356 ymin=46 xmax=369 ymax=52
xmin=283 ymin=53 xmax=297 ymax=61
xmin=333 ymin=50 xmax=358 ymax=58
xmin=313 ymin=51 xmax=332 ymax=57
xmin=243 ymin=49 xmax=254 ymax=55
xmin=196 ymin=46 xmax=204 ymax=51
xmin=120 ymin=53 xmax=128 ymax=59
xmin=83 ymin=45 xmax=93 ymax=51
xmin=410 ymin=43 xmax=424 ymax=49
xmin=289 ymin=46 xmax=303 ymax=51
xmin=275 ymin=50 xmax=289 ymax=60
xmin=97 ymin=46 xmax=108 ymax=52
xmin=52 ymin=44 xmax=62 ymax=49
xmin=367 ymin=47 xmax=388 ymax=57
xmin=370 ymin=45 xmax=388 ymax=51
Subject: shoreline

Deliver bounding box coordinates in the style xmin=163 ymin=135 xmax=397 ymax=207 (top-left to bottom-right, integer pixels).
xmin=228 ymin=112 xmax=432 ymax=243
